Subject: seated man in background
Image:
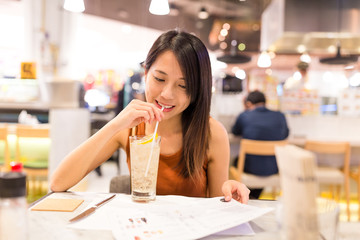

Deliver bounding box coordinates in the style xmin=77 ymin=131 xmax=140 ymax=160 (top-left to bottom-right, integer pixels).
xmin=231 ymin=90 xmax=289 ymax=199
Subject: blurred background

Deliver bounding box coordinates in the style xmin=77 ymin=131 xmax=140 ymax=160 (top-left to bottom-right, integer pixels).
xmin=1 ymin=0 xmax=360 ymax=220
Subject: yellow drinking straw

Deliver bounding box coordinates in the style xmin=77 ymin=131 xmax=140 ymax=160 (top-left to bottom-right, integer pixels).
xmin=144 ymin=106 xmax=164 ymax=177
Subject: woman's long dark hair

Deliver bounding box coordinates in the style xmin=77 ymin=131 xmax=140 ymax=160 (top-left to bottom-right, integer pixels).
xmin=144 ymin=29 xmax=212 ymax=180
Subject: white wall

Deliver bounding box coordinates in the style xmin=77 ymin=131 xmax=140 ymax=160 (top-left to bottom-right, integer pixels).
xmin=0 ymin=1 xmax=24 ymax=77
xmin=69 ymin=14 xmax=163 ymax=79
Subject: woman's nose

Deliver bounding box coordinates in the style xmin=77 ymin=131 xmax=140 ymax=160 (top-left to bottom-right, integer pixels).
xmin=160 ymin=84 xmax=174 ymax=99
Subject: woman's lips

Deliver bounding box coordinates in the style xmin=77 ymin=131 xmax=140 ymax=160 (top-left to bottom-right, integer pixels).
xmin=156 ymin=100 xmax=174 ymax=112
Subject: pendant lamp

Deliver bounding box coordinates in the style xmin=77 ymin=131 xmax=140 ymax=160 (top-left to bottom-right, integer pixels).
xmin=217 ymin=40 xmax=251 ymax=64
xmin=63 ymin=0 xmax=85 ymax=13
xmin=149 ymin=0 xmax=170 ymax=15
xmin=257 ymin=51 xmax=271 ymax=68
xmin=319 ymin=0 xmax=358 ymax=65
xmin=198 ymin=7 xmax=209 ymax=19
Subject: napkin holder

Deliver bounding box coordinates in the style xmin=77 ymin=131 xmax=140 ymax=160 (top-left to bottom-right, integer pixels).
xmin=275 ymin=144 xmax=319 ymax=240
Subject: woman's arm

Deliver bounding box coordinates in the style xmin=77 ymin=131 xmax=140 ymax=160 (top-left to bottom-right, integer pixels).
xmin=207 ymin=118 xmax=230 ymax=197
xmin=50 ymin=100 xmax=163 ymax=192
xmin=207 ymin=118 xmax=250 ymax=203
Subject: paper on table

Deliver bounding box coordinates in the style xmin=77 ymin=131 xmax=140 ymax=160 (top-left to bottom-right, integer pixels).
xmin=68 ymin=194 xmax=198 ymax=230
xmin=69 ymin=194 xmax=272 ymax=240
xmin=68 ymin=195 xmax=118 ymax=230
xmin=213 ymin=222 xmax=255 ymax=236
xmin=31 ymin=198 xmax=84 ymax=212
xmin=171 ymin=222 xmax=255 ymax=240
xmin=111 ymin=197 xmax=270 ymax=240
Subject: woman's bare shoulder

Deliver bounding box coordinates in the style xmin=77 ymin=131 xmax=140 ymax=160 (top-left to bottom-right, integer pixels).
xmin=207 ymin=118 xmax=230 ymax=165
xmin=209 ymin=117 xmax=229 ymax=143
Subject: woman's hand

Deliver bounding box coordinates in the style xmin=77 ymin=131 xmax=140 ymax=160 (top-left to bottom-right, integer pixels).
xmin=221 ymin=180 xmax=250 ymax=204
xmin=112 ymin=99 xmax=164 ymax=130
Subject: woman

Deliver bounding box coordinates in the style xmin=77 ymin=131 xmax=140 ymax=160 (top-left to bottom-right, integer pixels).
xmin=50 ymin=29 xmax=250 ymax=203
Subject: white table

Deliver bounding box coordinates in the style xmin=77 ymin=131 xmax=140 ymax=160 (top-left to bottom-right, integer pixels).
xmin=28 ymin=192 xmax=359 ymax=240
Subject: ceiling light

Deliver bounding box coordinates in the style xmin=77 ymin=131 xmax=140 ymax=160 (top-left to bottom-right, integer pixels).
xmin=198 ymin=7 xmax=209 ymax=19
xmin=238 ymin=43 xmax=246 ymax=51
xmin=222 ymin=23 xmax=230 ymax=30
xmin=257 ymin=51 xmax=271 ymax=68
xmin=297 ymin=44 xmax=306 ymax=53
xmin=63 ymin=0 xmax=85 ymax=13
xmin=349 ymin=73 xmax=360 ymax=87
xmin=220 ymin=29 xmax=228 ymax=37
xmin=218 ymin=35 xmax=225 ymax=41
xmin=300 ymin=53 xmax=311 ymax=63
xmin=344 ymin=65 xmax=355 ymax=70
xmin=117 ymin=9 xmax=129 ymax=19
xmin=149 ymin=0 xmax=170 ymax=15
xmin=219 ymin=42 xmax=227 ymax=50
xmin=235 ymin=69 xmax=246 ymax=79
xmin=293 ymin=71 xmax=302 ymax=81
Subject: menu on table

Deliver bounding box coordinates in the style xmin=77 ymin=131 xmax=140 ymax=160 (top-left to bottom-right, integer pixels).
xmin=68 ymin=194 xmax=273 ymax=240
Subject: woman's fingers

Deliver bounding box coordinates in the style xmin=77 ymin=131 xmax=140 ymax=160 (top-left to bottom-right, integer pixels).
xmin=154 ymin=106 xmax=164 ymax=121
xmin=115 ymin=100 xmax=164 ymax=129
xmin=221 ymin=180 xmax=250 ymax=204
xmin=130 ymin=100 xmax=163 ymax=123
xmin=222 ymin=181 xmax=236 ymax=201
xmin=237 ymin=185 xmax=250 ymax=204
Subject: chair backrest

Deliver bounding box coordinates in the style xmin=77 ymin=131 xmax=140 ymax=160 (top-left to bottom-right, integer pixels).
xmin=237 ymin=139 xmax=288 ymax=179
xmin=0 ymin=125 xmax=10 ymax=170
xmin=16 ymin=125 xmax=50 ymax=165
xmin=110 ymin=175 xmax=131 ymax=194
xmin=304 ymin=140 xmax=350 ymax=174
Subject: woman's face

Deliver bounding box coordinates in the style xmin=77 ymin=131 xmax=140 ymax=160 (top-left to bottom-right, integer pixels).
xmin=145 ymin=50 xmax=191 ymax=120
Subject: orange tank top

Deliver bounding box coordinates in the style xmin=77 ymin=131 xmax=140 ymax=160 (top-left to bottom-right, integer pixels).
xmin=126 ymin=123 xmax=208 ymax=197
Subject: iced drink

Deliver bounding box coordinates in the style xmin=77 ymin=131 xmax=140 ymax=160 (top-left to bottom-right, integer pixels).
xmin=129 ymin=135 xmax=161 ymax=202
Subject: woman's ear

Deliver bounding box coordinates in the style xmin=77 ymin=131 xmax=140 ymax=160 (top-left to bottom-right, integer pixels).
xmin=144 ymin=69 xmax=149 ymax=81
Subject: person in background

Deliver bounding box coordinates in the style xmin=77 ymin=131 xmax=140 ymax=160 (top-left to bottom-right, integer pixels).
xmin=51 ymin=29 xmax=250 ymax=203
xmin=231 ymin=90 xmax=289 ymax=199
xmin=283 ymin=61 xmax=309 ymax=90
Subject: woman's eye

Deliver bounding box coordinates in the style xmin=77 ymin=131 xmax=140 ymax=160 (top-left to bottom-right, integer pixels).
xmin=179 ymin=85 xmax=186 ymax=89
xmin=154 ymin=76 xmax=164 ymax=82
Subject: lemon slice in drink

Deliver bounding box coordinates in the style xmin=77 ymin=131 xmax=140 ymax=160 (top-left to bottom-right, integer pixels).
xmin=139 ymin=133 xmax=158 ymax=144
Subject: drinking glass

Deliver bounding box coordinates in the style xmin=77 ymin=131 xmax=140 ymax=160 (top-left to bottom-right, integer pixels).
xmin=129 ymin=135 xmax=161 ymax=202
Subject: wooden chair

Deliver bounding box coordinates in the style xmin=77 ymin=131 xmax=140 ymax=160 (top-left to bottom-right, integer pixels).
xmin=349 ymin=166 xmax=360 ymax=220
xmin=15 ymin=125 xmax=50 ymax=202
xmin=304 ymin=140 xmax=351 ymax=221
xmin=109 ymin=175 xmax=131 ymax=194
xmin=0 ymin=125 xmax=10 ymax=171
xmin=229 ymin=139 xmax=288 ymax=197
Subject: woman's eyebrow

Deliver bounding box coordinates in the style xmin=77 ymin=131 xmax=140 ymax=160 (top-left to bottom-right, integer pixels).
xmin=155 ymin=69 xmax=185 ymax=80
xmin=155 ymin=69 xmax=167 ymax=75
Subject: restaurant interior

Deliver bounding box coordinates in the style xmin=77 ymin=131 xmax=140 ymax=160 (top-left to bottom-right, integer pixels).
xmin=1 ymin=0 xmax=360 ymax=228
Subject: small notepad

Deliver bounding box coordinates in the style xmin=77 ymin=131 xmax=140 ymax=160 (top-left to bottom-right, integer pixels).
xmin=31 ymin=198 xmax=84 ymax=212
